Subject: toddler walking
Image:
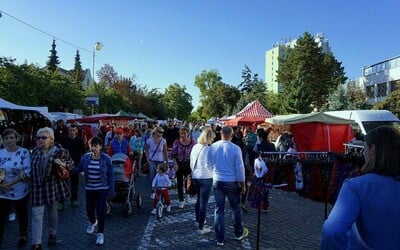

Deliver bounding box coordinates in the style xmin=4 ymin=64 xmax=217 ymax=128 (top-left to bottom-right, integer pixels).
xmin=248 ymin=155 xmax=269 ymax=212
xmin=151 ymin=163 xmax=172 ymax=214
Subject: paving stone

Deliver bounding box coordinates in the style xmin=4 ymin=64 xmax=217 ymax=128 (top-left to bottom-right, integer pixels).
xmin=2 ymin=174 xmax=327 ymax=249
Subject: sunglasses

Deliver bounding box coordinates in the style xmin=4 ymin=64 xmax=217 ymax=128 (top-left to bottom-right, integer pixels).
xmin=36 ymin=136 xmax=49 ymax=140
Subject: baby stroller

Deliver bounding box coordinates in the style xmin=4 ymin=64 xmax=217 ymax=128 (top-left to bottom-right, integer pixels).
xmin=107 ymin=153 xmax=142 ymax=215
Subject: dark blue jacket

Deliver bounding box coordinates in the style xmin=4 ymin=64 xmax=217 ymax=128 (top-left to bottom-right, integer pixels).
xmin=73 ymin=152 xmax=115 ymax=197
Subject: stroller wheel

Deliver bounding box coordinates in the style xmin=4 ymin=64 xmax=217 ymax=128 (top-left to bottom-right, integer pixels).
xmin=127 ymin=202 xmax=132 ymax=215
xmin=136 ymin=194 xmax=142 ymax=210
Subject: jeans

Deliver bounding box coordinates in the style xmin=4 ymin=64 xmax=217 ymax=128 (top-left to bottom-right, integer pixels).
xmin=86 ymin=189 xmax=108 ymax=233
xmin=31 ymin=203 xmax=58 ymax=245
xmin=213 ymin=181 xmax=244 ymax=243
xmin=147 ymin=161 xmax=164 ymax=189
xmin=194 ymin=178 xmax=212 ymax=229
xmin=0 ymin=196 xmax=29 ymax=247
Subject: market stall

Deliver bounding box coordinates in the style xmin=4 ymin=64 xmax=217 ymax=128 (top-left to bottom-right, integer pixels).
xmin=225 ymin=100 xmax=273 ymax=127
xmin=265 ymin=112 xmax=355 ymax=153
xmin=0 ymin=98 xmax=52 ymax=148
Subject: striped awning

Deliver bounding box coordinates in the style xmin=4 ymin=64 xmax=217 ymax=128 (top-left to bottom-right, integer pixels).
xmin=235 ymin=100 xmax=273 ymax=118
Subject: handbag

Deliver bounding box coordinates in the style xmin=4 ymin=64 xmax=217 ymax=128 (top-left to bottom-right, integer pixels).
xmin=185 ymin=146 xmax=204 ymax=196
xmin=54 ymin=158 xmax=69 ymax=180
xmin=186 ymin=175 xmax=196 ymax=196
xmin=57 ymin=165 xmax=70 ymax=180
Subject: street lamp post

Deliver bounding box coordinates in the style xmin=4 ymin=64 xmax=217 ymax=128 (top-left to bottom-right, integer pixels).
xmin=92 ymin=42 xmax=103 ymax=85
xmin=91 ymin=42 xmax=103 ymax=115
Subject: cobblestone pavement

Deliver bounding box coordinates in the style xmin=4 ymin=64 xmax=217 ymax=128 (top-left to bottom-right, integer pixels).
xmin=2 ymin=174 xmax=327 ymax=249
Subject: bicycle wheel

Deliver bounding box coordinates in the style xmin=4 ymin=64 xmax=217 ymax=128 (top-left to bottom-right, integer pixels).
xmin=156 ymin=202 xmax=163 ymax=219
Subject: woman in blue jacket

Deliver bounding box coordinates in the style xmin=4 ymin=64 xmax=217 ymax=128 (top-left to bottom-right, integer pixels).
xmin=74 ymin=137 xmax=115 ymax=246
xmin=321 ymin=126 xmax=400 ymax=249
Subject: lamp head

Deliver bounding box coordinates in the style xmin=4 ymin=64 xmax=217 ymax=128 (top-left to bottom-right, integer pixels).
xmin=94 ymin=42 xmax=103 ymax=51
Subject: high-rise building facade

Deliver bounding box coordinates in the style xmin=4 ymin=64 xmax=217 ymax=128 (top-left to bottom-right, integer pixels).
xmin=265 ymin=33 xmax=331 ymax=93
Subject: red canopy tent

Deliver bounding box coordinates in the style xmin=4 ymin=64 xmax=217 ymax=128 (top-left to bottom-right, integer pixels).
xmin=225 ymin=100 xmax=273 ymax=127
xmin=265 ymin=112 xmax=355 ymax=153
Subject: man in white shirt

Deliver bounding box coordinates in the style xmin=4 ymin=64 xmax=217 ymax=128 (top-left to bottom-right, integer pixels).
xmin=207 ymin=126 xmax=249 ymax=246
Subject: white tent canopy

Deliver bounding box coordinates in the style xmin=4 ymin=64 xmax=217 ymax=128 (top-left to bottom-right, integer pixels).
xmin=0 ymin=98 xmax=51 ymax=120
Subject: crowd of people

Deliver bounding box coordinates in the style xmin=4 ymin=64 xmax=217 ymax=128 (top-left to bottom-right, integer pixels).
xmin=1 ymin=117 xmax=399 ymax=249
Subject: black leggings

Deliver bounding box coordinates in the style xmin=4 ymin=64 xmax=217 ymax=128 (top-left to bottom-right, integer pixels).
xmin=176 ymin=161 xmax=191 ymax=202
xmin=0 ymin=195 xmax=29 ymax=247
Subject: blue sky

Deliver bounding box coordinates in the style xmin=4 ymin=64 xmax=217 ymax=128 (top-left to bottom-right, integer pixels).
xmin=1 ymin=0 xmax=400 ymax=110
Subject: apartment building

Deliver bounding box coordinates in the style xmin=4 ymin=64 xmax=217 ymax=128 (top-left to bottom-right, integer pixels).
xmin=348 ymin=55 xmax=400 ymax=104
xmin=265 ymin=33 xmax=331 ymax=93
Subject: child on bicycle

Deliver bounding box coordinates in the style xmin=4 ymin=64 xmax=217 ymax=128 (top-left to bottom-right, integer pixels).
xmin=151 ymin=163 xmax=172 ymax=214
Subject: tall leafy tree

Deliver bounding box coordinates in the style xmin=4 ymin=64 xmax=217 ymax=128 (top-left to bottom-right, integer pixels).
xmin=0 ymin=56 xmax=84 ymax=111
xmin=194 ymin=70 xmax=240 ymax=118
xmin=276 ymin=32 xmax=347 ymax=113
xmin=143 ymin=88 xmax=168 ymax=119
xmin=46 ymin=39 xmax=60 ymax=73
xmin=373 ymin=89 xmax=400 ymax=117
xmin=97 ymin=63 xmax=119 ymax=88
xmin=322 ymin=85 xmax=348 ymax=111
xmin=346 ymin=85 xmax=371 ymax=110
xmin=72 ymin=50 xmax=84 ymax=90
xmin=162 ymin=83 xmax=193 ymax=120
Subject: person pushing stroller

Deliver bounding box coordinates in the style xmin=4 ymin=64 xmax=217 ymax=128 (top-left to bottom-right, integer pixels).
xmin=151 ymin=163 xmax=172 ymax=214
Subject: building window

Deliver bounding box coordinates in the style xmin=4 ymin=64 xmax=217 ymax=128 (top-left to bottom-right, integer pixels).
xmin=390 ymin=80 xmax=400 ymax=93
xmin=366 ymin=86 xmax=375 ymax=98
xmin=377 ymin=82 xmax=387 ymax=97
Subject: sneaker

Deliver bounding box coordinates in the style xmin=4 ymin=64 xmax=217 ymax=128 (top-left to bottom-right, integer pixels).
xmin=234 ymin=228 xmax=249 ymax=241
xmin=166 ymin=205 xmax=171 ymax=212
xmin=151 ymin=208 xmax=157 ymax=214
xmin=86 ymin=220 xmax=98 ymax=234
xmin=31 ymin=244 xmax=42 ymax=250
xmin=96 ymin=233 xmax=104 ymax=245
xmin=198 ymin=226 xmax=211 ymax=235
xmin=8 ymin=212 xmax=16 ymax=221
xmin=194 ymin=220 xmax=207 ymax=227
xmin=216 ymin=242 xmax=224 ymax=246
xmin=179 ymin=201 xmax=185 ymax=209
xmin=71 ymin=200 xmax=79 ymax=207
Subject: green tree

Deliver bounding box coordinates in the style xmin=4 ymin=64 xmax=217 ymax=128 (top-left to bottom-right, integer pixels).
xmin=143 ymin=88 xmax=168 ymax=119
xmin=373 ymin=89 xmax=400 ymax=117
xmin=0 ymin=56 xmax=85 ymax=112
xmin=194 ymin=70 xmax=240 ymax=118
xmin=97 ymin=64 xmax=119 ymax=88
xmin=276 ymin=32 xmax=347 ymax=113
xmin=346 ymin=85 xmax=371 ymax=110
xmin=72 ymin=50 xmax=84 ymax=90
xmin=162 ymin=83 xmax=193 ymax=120
xmin=238 ymin=65 xmax=254 ymax=94
xmin=85 ymin=81 xmax=130 ymax=114
xmin=322 ymin=85 xmax=348 ymax=111
xmin=46 ymin=39 xmax=60 ymax=73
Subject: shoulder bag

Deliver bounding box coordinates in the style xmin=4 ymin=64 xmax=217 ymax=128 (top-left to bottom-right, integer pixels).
xmin=186 ymin=145 xmax=204 ymax=196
